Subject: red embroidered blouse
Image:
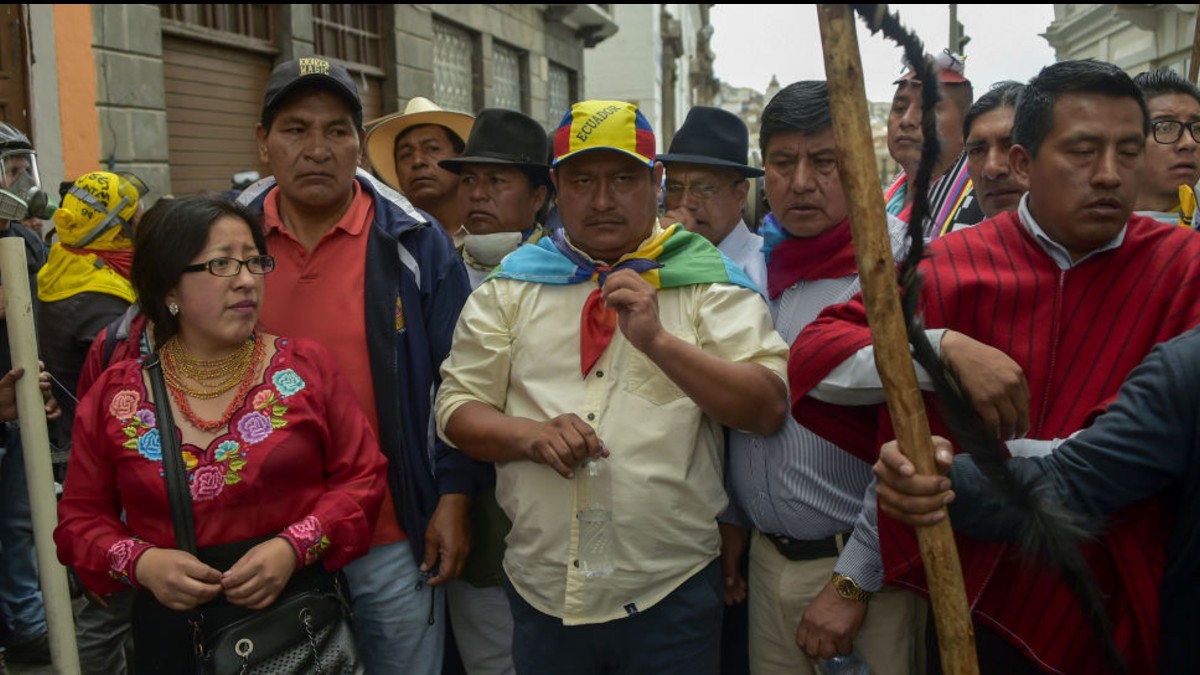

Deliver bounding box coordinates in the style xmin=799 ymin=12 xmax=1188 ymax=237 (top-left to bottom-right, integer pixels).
xmin=55 ymin=336 xmax=387 ymax=596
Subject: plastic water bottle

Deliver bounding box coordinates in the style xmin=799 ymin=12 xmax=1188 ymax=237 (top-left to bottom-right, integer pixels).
xmin=824 ymin=651 xmax=871 ymax=675
xmin=575 ymin=456 xmax=614 ymax=577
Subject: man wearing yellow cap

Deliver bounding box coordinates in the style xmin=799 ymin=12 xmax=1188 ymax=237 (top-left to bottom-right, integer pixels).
xmin=435 ymin=100 xmax=789 ymax=674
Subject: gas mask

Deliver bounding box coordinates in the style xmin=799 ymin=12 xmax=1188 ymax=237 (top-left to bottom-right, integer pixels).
xmin=0 ymin=152 xmax=54 ymax=221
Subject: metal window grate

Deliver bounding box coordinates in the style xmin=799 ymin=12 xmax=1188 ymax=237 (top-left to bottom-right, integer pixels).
xmin=547 ymin=62 xmax=574 ymax=130
xmin=433 ymin=19 xmax=475 ymax=113
xmin=312 ymin=4 xmax=384 ymax=70
xmin=492 ymin=42 xmax=523 ymax=112
xmin=158 ymin=4 xmax=274 ymax=41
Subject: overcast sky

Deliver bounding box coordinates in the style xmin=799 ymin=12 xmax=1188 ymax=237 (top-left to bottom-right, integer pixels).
xmin=710 ymin=4 xmax=1059 ymax=102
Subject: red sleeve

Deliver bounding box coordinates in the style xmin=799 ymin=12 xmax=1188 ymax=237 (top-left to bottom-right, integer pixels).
xmin=55 ymin=364 xmax=156 ymax=595
xmin=277 ymin=339 xmax=387 ymax=571
xmin=788 ymin=291 xmax=884 ymax=462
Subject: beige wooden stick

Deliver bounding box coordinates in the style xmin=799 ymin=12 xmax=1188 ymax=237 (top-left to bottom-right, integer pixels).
xmin=1190 ymin=5 xmax=1200 ymax=84
xmin=0 ymin=237 xmax=81 ymax=674
xmin=815 ymin=5 xmax=979 ymax=674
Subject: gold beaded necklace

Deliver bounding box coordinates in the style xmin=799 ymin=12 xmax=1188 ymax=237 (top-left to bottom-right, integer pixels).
xmin=160 ymin=333 xmax=265 ymax=433
xmin=162 ymin=334 xmax=258 ymax=399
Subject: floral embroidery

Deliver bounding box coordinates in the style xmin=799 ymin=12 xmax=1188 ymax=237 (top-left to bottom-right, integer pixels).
xmin=284 ymin=515 xmax=331 ymax=565
xmin=271 ymin=369 xmax=306 ymax=398
xmin=237 ymin=412 xmax=274 ymax=444
xmin=107 ymin=537 xmax=150 ymax=587
xmin=192 ymin=464 xmax=226 ymax=502
xmin=108 ymin=348 xmax=306 ymax=503
xmin=117 ymin=397 xmax=160 ymax=462
xmin=137 ymin=429 xmax=162 ymax=461
xmin=395 ymin=298 xmax=405 ymax=332
xmin=109 ymin=389 xmax=141 ymax=419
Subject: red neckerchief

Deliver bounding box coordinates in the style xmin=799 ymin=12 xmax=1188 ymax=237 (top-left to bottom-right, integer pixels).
xmin=64 ymin=245 xmax=134 ymax=279
xmin=766 ymin=219 xmax=857 ymax=298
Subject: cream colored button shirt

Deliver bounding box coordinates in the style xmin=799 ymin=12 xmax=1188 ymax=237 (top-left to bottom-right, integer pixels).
xmin=436 ymin=248 xmax=787 ymax=625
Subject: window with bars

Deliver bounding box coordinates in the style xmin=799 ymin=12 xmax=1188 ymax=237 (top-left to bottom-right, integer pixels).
xmin=547 ymin=62 xmax=575 ymax=130
xmin=433 ymin=19 xmax=477 ymax=114
xmin=312 ymin=4 xmax=384 ymax=71
xmin=492 ymin=42 xmax=525 ymax=112
xmin=159 ymin=4 xmax=274 ymax=41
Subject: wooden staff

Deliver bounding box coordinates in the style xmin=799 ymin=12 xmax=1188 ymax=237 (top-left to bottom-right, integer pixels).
xmin=0 ymin=237 xmax=82 ymax=674
xmin=1190 ymin=5 xmax=1200 ymax=84
xmin=815 ymin=5 xmax=979 ymax=674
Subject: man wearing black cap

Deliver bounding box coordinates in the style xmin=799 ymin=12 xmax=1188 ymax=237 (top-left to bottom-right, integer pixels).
xmin=436 ymin=108 xmax=551 ymax=674
xmin=658 ymin=106 xmax=766 ymax=291
xmin=239 ymin=56 xmax=480 ymax=674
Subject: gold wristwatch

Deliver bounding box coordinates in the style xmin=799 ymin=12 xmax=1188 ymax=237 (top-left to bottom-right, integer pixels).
xmin=831 ymin=572 xmax=872 ymax=603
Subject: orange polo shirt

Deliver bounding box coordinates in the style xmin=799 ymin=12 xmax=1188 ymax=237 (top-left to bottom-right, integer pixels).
xmin=259 ymin=183 xmax=405 ymax=546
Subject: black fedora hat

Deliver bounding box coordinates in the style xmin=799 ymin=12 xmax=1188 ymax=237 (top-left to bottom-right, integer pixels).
xmin=439 ymin=109 xmax=550 ymax=184
xmin=657 ymin=106 xmax=763 ymax=177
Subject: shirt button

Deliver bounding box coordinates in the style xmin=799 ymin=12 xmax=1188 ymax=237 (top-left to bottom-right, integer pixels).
xmin=573 ymin=559 xmax=580 ymax=568
xmin=587 ymin=413 xmax=596 ymax=421
xmin=596 ymin=370 xmax=604 ymax=378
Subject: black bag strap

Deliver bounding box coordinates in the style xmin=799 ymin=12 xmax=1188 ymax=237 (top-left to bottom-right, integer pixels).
xmin=145 ymin=354 xmax=198 ymax=555
xmin=101 ymin=314 xmax=124 ymax=369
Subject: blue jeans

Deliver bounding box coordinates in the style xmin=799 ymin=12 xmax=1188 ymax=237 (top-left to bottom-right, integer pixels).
xmin=506 ymin=559 xmax=723 ymax=675
xmin=342 ymin=540 xmax=445 ymax=675
xmin=0 ymin=430 xmax=47 ymax=644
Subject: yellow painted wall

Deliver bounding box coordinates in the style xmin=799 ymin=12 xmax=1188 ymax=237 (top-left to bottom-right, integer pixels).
xmin=52 ymin=4 xmax=99 ymax=181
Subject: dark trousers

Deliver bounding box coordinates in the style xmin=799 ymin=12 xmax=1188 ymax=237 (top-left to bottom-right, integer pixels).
xmin=506 ymin=559 xmax=723 ymax=675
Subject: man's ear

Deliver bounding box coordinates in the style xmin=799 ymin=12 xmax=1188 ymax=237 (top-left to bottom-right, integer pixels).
xmin=1009 ymin=143 xmax=1033 ymax=186
xmin=532 ymin=184 xmax=549 ymax=214
xmin=733 ymin=177 xmax=750 ymax=206
xmin=255 ymin=123 xmax=270 ymax=165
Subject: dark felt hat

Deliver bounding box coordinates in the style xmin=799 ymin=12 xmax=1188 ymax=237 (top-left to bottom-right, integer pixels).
xmin=657 ymin=106 xmax=763 ymax=177
xmin=439 ymin=108 xmax=550 ymax=184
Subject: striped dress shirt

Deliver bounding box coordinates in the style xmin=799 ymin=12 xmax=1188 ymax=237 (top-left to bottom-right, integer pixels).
xmin=726 ymin=215 xmax=908 ymax=590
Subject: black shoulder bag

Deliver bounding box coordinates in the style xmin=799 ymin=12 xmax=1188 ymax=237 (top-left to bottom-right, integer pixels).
xmin=145 ymin=355 xmax=364 ymax=675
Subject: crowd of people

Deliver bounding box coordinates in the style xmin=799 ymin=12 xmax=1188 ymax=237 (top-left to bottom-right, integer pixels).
xmin=0 ymin=45 xmax=1196 ymax=675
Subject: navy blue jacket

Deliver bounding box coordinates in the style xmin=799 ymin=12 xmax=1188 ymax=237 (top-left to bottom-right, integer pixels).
xmin=239 ymin=170 xmax=488 ymax=564
xmin=951 ymin=326 xmax=1200 ymax=674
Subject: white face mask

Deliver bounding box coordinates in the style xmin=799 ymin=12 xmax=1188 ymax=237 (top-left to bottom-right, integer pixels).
xmin=462 ymin=231 xmax=525 ymax=266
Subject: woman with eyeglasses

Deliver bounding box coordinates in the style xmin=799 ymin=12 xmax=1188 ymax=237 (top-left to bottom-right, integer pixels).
xmin=54 ymin=194 xmax=386 ymax=673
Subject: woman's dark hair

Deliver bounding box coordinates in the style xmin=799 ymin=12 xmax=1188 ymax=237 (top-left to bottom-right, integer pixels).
xmin=132 ymin=194 xmax=267 ymax=350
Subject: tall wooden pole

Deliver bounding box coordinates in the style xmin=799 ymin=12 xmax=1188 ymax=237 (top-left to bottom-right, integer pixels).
xmin=815 ymin=5 xmax=979 ymax=674
xmin=1190 ymin=5 xmax=1200 ymax=84
xmin=0 ymin=237 xmax=81 ymax=674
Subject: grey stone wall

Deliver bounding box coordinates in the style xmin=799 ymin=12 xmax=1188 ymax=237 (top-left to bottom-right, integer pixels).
xmin=388 ymin=4 xmax=591 ymax=126
xmin=91 ymin=4 xmax=169 ymax=201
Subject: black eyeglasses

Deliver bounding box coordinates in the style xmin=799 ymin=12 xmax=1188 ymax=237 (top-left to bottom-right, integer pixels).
xmin=182 ymin=255 xmax=275 ymax=277
xmin=1151 ymin=119 xmax=1200 ymax=144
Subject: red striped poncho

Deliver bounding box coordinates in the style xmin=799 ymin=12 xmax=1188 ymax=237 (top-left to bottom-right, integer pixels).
xmin=789 ymin=211 xmax=1200 ymax=674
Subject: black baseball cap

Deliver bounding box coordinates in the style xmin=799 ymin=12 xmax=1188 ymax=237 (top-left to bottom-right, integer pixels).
xmin=261 ymin=57 xmax=363 ymax=128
